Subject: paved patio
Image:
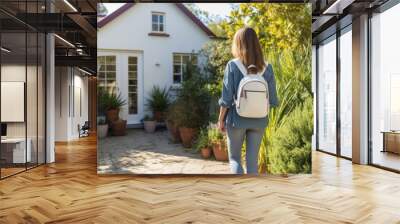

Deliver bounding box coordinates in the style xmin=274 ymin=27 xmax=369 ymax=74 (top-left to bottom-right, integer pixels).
xmin=98 ymin=129 xmax=231 ymax=174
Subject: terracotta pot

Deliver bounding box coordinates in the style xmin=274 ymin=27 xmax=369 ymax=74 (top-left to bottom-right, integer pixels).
xmin=179 ymin=127 xmax=197 ymax=148
xmin=200 ymin=147 xmax=212 ymax=159
xmin=213 ymin=141 xmax=228 ymax=161
xmin=166 ymin=120 xmax=181 ymax=142
xmin=111 ymin=119 xmax=127 ymax=136
xmin=154 ymin=111 xmax=164 ymax=122
xmin=97 ymin=124 xmax=108 ymax=138
xmin=106 ymin=109 xmax=119 ymax=122
xmin=144 ymin=120 xmax=157 ymax=133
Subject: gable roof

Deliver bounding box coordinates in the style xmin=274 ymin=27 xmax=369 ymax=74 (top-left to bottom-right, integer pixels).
xmin=98 ymin=3 xmax=217 ymax=38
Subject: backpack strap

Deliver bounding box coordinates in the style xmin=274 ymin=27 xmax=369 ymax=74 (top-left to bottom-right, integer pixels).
xmin=233 ymin=58 xmax=268 ymax=77
xmin=232 ymin=59 xmax=248 ymax=76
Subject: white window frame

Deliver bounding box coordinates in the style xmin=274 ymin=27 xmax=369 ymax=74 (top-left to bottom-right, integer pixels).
xmin=172 ymin=53 xmax=198 ymax=85
xmin=151 ymin=12 xmax=165 ymax=33
xmin=98 ymin=55 xmax=117 ymax=94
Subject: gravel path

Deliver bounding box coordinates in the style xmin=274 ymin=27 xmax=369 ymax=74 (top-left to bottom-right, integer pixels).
xmin=98 ymin=129 xmax=231 ymax=174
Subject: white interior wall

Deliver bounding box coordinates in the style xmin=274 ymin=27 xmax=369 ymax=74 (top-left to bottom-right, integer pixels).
xmin=54 ymin=67 xmax=89 ymax=141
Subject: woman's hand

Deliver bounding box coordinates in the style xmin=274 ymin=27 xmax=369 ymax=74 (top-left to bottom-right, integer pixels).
xmin=218 ymin=120 xmax=226 ymax=133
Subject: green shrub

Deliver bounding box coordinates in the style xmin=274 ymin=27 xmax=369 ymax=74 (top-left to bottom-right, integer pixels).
xmin=268 ymin=98 xmax=313 ymax=174
xmin=146 ymin=86 xmax=170 ymax=113
xmin=98 ymin=89 xmax=127 ymax=112
xmin=193 ymin=128 xmax=210 ymax=152
xmin=174 ymin=56 xmax=211 ymax=129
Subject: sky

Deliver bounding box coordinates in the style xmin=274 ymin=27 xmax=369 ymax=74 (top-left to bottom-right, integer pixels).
xmin=103 ymin=3 xmax=235 ymax=18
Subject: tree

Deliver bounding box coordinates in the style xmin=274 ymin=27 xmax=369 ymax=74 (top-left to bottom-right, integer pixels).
xmin=97 ymin=3 xmax=108 ymax=17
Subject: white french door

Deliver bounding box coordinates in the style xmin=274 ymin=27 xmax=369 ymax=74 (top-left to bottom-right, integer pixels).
xmin=98 ymin=50 xmax=143 ymax=125
xmin=126 ymin=53 xmax=143 ymax=124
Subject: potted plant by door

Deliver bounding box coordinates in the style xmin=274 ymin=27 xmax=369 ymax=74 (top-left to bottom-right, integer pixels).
xmin=143 ymin=115 xmax=157 ymax=133
xmin=146 ymin=86 xmax=170 ymax=122
xmin=209 ymin=127 xmax=228 ymax=161
xmin=111 ymin=119 xmax=127 ymax=136
xmin=97 ymin=117 xmax=108 ymax=138
xmin=104 ymin=92 xmax=126 ymax=123
xmin=194 ymin=128 xmax=212 ymax=159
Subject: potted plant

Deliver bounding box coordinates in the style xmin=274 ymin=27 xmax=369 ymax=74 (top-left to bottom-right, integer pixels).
xmin=146 ymin=86 xmax=170 ymax=122
xmin=111 ymin=119 xmax=127 ymax=136
xmin=143 ymin=115 xmax=157 ymax=133
xmin=173 ymin=59 xmax=211 ymax=148
xmin=104 ymin=92 xmax=126 ymax=123
xmin=165 ymin=102 xmax=181 ymax=143
xmin=194 ymin=128 xmax=212 ymax=159
xmin=208 ymin=126 xmax=228 ymax=161
xmin=97 ymin=116 xmax=108 ymax=138
xmin=174 ymin=100 xmax=200 ymax=148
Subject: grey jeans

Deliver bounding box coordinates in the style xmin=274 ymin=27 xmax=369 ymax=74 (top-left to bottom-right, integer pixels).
xmin=226 ymin=125 xmax=265 ymax=174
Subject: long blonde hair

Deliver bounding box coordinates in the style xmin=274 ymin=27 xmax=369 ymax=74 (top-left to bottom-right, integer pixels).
xmin=232 ymin=27 xmax=265 ymax=74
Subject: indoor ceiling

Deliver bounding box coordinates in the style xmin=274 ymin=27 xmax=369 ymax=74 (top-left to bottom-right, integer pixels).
xmin=0 ymin=0 xmax=96 ymax=74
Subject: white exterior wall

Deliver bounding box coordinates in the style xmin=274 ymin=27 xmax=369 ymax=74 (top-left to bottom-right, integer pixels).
xmin=98 ymin=3 xmax=211 ymax=124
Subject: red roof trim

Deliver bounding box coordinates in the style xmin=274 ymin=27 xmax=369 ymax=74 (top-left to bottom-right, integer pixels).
xmin=97 ymin=3 xmax=216 ymax=38
xmin=98 ymin=3 xmax=135 ymax=28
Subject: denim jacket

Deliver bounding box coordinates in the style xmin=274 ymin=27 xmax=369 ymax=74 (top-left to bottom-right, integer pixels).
xmin=218 ymin=60 xmax=279 ymax=129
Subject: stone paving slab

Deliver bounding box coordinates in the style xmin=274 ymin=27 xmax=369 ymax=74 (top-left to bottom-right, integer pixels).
xmin=98 ymin=129 xmax=231 ymax=174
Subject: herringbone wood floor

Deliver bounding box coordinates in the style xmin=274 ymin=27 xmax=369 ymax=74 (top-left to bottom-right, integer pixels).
xmin=0 ymin=135 xmax=400 ymax=224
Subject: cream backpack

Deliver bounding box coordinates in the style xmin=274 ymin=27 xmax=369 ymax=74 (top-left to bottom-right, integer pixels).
xmin=233 ymin=59 xmax=269 ymax=118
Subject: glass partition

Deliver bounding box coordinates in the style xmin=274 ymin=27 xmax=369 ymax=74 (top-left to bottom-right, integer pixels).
xmin=0 ymin=1 xmax=46 ymax=179
xmin=0 ymin=31 xmax=28 ymax=177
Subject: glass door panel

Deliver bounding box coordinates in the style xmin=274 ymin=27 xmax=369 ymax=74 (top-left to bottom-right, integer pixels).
xmin=128 ymin=56 xmax=138 ymax=115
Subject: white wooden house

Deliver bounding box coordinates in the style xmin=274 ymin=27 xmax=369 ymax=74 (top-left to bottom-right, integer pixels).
xmin=97 ymin=3 xmax=216 ymax=125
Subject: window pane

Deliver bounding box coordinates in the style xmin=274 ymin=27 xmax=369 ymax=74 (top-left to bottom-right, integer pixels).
xmin=317 ymin=36 xmax=337 ymax=154
xmin=128 ymin=57 xmax=137 ymax=64
xmin=98 ymin=56 xmax=105 ymax=64
xmin=128 ymin=72 xmax=137 ymax=79
xmin=152 ymin=23 xmax=158 ymax=32
xmin=152 ymin=14 xmax=158 ymax=23
xmin=173 ymin=75 xmax=181 ymax=84
xmin=340 ymin=29 xmax=352 ymax=158
xmin=106 ymin=56 xmax=115 ymax=64
xmin=106 ymin=65 xmax=116 ymax=71
xmin=183 ymin=55 xmax=190 ymax=64
xmin=173 ymin=65 xmax=181 ymax=73
xmin=129 ymin=93 xmax=138 ymax=114
xmin=371 ymin=4 xmax=400 ymax=171
xmin=159 ymin=15 xmax=164 ymax=23
xmin=99 ymin=64 xmax=105 ymax=72
xmin=107 ymin=72 xmax=116 ymax=80
xmin=192 ymin=55 xmax=198 ymax=65
xmin=159 ymin=24 xmax=164 ymax=32
xmin=128 ymin=65 xmax=137 ymax=72
xmin=173 ymin=55 xmax=181 ymax=63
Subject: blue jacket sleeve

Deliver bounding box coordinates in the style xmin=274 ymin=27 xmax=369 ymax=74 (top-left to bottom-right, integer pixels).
xmin=218 ymin=62 xmax=234 ymax=108
xmin=267 ymin=65 xmax=279 ymax=107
